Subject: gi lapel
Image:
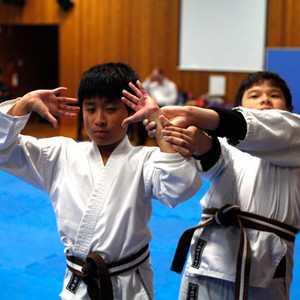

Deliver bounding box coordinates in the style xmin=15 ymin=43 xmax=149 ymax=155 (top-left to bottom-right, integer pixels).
xmin=73 ymin=137 xmax=131 ymax=258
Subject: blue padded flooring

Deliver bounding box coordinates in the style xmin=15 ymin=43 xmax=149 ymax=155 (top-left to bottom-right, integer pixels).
xmin=0 ymin=169 xmax=299 ymax=299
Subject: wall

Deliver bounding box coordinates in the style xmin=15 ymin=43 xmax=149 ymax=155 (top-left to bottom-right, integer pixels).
xmin=0 ymin=0 xmax=299 ymax=131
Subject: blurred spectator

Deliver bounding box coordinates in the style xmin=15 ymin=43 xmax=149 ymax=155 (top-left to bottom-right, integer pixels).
xmin=136 ymin=68 xmax=178 ymax=146
xmin=143 ymin=67 xmax=178 ymax=107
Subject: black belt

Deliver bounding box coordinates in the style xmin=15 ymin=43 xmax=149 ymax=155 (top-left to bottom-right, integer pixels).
xmin=66 ymin=244 xmax=150 ymax=300
xmin=171 ymin=205 xmax=298 ymax=300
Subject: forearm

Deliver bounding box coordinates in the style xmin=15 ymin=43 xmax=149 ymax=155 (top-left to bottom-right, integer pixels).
xmin=188 ymin=106 xmax=220 ymax=130
xmin=148 ymin=108 xmax=176 ymax=153
xmin=7 ymin=93 xmax=33 ymax=117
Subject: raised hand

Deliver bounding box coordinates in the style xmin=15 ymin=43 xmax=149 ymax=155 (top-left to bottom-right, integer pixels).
xmin=9 ymin=87 xmax=79 ymax=128
xmin=121 ymin=80 xmax=161 ymax=127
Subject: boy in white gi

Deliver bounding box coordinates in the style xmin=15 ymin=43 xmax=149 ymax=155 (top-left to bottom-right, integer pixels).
xmin=138 ymin=71 xmax=300 ymax=300
xmin=0 ymin=62 xmax=201 ymax=299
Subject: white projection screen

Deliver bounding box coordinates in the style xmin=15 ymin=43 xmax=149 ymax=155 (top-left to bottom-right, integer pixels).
xmin=179 ymin=0 xmax=268 ymax=72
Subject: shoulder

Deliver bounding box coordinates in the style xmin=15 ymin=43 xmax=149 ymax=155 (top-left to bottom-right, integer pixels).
xmin=36 ymin=136 xmax=92 ymax=157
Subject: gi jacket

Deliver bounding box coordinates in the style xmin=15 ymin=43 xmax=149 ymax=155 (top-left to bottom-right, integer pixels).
xmin=186 ymin=107 xmax=300 ymax=292
xmin=0 ymin=99 xmax=201 ymax=299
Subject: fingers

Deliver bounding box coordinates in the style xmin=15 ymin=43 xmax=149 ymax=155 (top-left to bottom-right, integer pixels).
xmin=122 ymin=90 xmax=139 ymax=105
xmin=128 ymin=82 xmax=143 ymax=98
xmin=162 ymin=126 xmax=191 ymax=137
xmin=42 ymin=112 xmax=59 ymax=129
xmin=164 ymin=134 xmax=195 ymax=157
xmin=52 ymin=87 xmax=68 ymax=94
xmin=144 ymin=120 xmax=157 ymax=131
xmin=57 ymin=96 xmax=79 ymax=105
xmin=161 ymin=126 xmax=197 ymax=157
xmin=136 ymin=80 xmax=148 ymax=95
xmin=127 ymin=80 xmax=148 ymax=99
xmin=122 ymin=116 xmax=133 ymax=127
xmin=53 ymin=102 xmax=80 ymax=118
xmin=171 ymin=144 xmax=193 ymax=158
xmin=121 ymin=114 xmax=141 ymax=127
xmin=121 ymin=96 xmax=138 ymax=110
xmin=159 ymin=115 xmax=173 ymax=127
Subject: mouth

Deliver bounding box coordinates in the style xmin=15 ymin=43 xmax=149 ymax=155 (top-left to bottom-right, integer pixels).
xmin=93 ymin=130 xmax=109 ymax=137
xmin=261 ymin=107 xmax=272 ymax=110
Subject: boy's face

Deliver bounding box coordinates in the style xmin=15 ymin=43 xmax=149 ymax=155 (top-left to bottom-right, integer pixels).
xmin=82 ymin=96 xmax=129 ymax=151
xmin=241 ymin=81 xmax=291 ymax=112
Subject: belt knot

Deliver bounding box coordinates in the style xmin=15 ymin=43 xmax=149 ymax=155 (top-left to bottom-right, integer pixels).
xmin=214 ymin=205 xmax=241 ymax=226
xmin=81 ymin=255 xmax=98 ymax=280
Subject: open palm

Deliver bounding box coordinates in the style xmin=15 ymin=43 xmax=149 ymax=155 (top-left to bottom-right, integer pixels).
xmin=24 ymin=87 xmax=79 ymax=128
xmin=121 ymin=81 xmax=160 ymax=127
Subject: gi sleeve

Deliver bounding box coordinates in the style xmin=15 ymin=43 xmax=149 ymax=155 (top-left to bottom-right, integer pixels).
xmin=206 ymin=107 xmax=247 ymax=143
xmin=0 ymin=100 xmax=47 ymax=189
xmin=235 ymin=107 xmax=300 ymax=167
xmin=144 ymin=151 xmax=202 ymax=208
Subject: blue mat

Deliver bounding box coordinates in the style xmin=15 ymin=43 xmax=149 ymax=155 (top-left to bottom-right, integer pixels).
xmin=0 ymin=169 xmax=299 ymax=299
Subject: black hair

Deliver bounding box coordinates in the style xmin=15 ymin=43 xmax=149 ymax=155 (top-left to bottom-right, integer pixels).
xmin=233 ymin=71 xmax=292 ymax=108
xmin=77 ymin=62 xmax=139 ymax=109
xmin=157 ymin=68 xmax=164 ymax=75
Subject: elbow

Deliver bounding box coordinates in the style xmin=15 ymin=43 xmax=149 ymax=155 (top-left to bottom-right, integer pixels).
xmin=160 ymin=174 xmax=202 ymax=208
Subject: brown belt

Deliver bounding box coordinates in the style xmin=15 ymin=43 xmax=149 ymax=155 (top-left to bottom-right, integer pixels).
xmin=66 ymin=244 xmax=150 ymax=300
xmin=171 ymin=205 xmax=298 ymax=300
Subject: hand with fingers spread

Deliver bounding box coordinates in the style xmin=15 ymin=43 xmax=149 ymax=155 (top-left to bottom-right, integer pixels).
xmin=121 ymin=80 xmax=161 ymax=127
xmin=8 ymin=87 xmax=80 ymax=129
xmin=122 ymin=80 xmax=177 ymax=153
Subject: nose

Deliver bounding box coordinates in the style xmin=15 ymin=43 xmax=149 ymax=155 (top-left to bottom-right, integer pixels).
xmin=260 ymin=94 xmax=271 ymax=104
xmin=95 ymin=110 xmax=107 ymax=126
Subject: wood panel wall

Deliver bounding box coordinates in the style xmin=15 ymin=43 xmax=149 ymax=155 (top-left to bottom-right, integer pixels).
xmin=1 ymin=0 xmax=300 ymax=132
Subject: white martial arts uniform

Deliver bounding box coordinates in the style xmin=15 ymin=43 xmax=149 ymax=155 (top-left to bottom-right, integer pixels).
xmin=0 ymin=99 xmax=201 ymax=300
xmin=180 ymin=107 xmax=300 ymax=300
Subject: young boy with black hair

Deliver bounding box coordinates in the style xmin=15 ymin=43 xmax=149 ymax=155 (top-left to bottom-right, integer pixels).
xmin=131 ymin=71 xmax=300 ymax=299
xmin=0 ymin=62 xmax=201 ymax=300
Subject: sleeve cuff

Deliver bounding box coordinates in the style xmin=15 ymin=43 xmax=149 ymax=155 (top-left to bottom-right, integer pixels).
xmin=192 ymin=136 xmax=221 ymax=171
xmin=206 ymin=107 xmax=247 ymax=142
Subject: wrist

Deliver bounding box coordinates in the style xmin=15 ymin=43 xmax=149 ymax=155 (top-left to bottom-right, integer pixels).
xmin=193 ymin=132 xmax=213 ymax=156
xmin=147 ymin=106 xmax=162 ymax=122
xmin=9 ymin=93 xmax=33 ymax=116
xmin=188 ymin=106 xmax=202 ymax=127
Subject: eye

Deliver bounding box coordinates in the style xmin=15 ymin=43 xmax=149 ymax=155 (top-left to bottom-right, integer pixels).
xmin=249 ymin=94 xmax=258 ymax=99
xmin=271 ymin=94 xmax=280 ymax=98
xmin=85 ymin=107 xmax=95 ymax=113
xmin=105 ymin=107 xmax=117 ymax=112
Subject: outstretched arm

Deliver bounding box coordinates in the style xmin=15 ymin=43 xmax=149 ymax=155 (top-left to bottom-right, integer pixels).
xmin=122 ymin=80 xmax=176 ymax=153
xmin=160 ymin=105 xmax=220 ymax=130
xmin=7 ymin=87 xmax=79 ymax=129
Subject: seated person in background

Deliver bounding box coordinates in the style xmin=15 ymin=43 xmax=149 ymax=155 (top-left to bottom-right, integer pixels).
xmin=136 ymin=67 xmax=178 ymax=145
xmin=143 ymin=67 xmax=178 ymax=107
xmin=0 ymin=62 xmax=201 ymax=300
